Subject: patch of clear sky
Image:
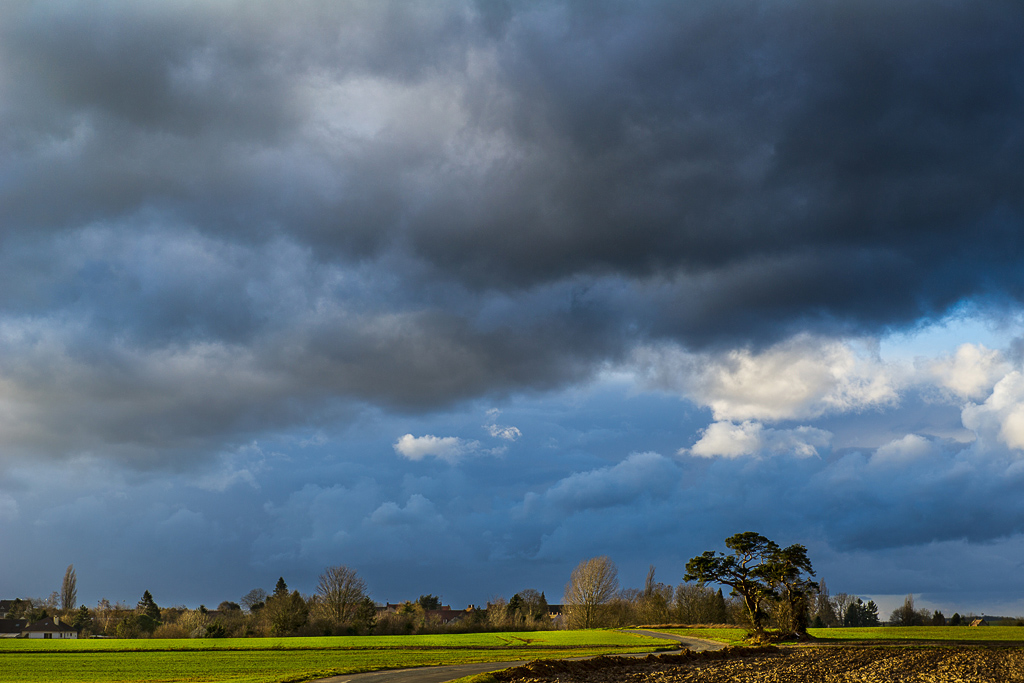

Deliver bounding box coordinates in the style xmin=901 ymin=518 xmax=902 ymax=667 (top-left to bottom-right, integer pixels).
xmin=879 ymin=308 xmax=1024 ymax=361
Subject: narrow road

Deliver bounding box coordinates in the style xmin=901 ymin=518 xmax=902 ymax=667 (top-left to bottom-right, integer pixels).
xmin=312 ymin=631 xmax=725 ymax=683
xmin=621 ymin=629 xmax=727 ymax=652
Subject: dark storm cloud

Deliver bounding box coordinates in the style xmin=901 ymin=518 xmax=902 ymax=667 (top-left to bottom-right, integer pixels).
xmin=4 ymin=1 xmax=1022 ymax=325
xmin=1 ymin=0 xmax=1023 ymax=461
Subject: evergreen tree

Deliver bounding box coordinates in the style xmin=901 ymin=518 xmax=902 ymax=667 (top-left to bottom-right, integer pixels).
xmin=843 ymin=598 xmax=880 ymax=627
xmin=138 ymin=590 xmax=160 ymax=621
xmin=71 ymin=605 xmax=93 ymax=633
xmin=274 ymin=577 xmax=289 ymax=598
xmin=863 ymin=600 xmax=880 ymax=626
xmin=417 ymin=594 xmax=441 ymax=610
xmin=136 ymin=590 xmax=161 ymax=633
xmin=713 ymin=588 xmax=728 ymax=623
xmin=267 ymin=590 xmax=309 ymax=635
xmin=685 ymin=532 xmax=816 ymax=637
xmin=533 ymin=590 xmax=550 ymax=621
xmin=506 ymin=594 xmax=525 ymax=623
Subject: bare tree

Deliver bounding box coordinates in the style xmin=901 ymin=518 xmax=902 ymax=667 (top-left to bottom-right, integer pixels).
xmin=644 ymin=565 xmax=657 ymax=597
xmin=61 ymin=565 xmax=77 ymax=611
xmin=564 ymin=556 xmax=619 ymax=629
xmin=316 ymin=565 xmax=368 ymax=626
xmin=889 ymin=593 xmax=927 ymax=626
xmin=637 ymin=566 xmax=672 ymax=625
xmin=241 ymin=588 xmax=268 ymax=611
xmin=831 ymin=593 xmax=855 ymax=625
xmin=674 ymin=583 xmax=726 ymax=624
xmin=812 ymin=580 xmax=838 ymax=627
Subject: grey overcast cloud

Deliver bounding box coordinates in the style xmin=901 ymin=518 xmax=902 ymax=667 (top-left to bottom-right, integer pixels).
xmin=2 ymin=0 xmax=1024 ymax=617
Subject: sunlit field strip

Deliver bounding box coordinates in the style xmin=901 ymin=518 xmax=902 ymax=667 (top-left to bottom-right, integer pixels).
xmin=0 ymin=631 xmax=667 ymax=683
xmin=808 ymin=626 xmax=1024 ymax=642
xmin=0 ymin=630 xmax=646 ymax=652
xmin=655 ymin=626 xmax=1024 ymax=645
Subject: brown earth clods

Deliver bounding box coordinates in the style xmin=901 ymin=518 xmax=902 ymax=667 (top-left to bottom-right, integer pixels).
xmin=492 ymin=646 xmax=1024 ymax=682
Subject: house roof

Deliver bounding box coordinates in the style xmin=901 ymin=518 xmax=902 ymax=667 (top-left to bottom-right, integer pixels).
xmin=0 ymin=619 xmax=27 ymax=634
xmin=24 ymin=616 xmax=78 ymax=633
xmin=425 ymin=608 xmax=467 ymax=622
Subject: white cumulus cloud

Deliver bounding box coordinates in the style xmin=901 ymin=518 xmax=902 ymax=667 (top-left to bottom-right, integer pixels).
xmin=393 ymin=434 xmax=481 ymax=463
xmin=486 ymin=424 xmax=522 ymax=440
xmin=924 ymin=343 xmax=1010 ymax=400
xmin=634 ymin=335 xmax=901 ymax=422
xmin=687 ymin=420 xmax=832 ymax=459
xmin=962 ymin=372 xmax=1024 ymax=451
xmin=484 ymin=408 xmax=522 ymax=441
xmin=870 ymin=434 xmax=937 ymax=467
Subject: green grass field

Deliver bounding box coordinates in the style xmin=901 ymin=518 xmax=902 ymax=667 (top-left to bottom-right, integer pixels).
xmin=653 ymin=625 xmax=1024 ymax=646
xmin=0 ymin=630 xmax=669 ymax=683
xmin=808 ymin=626 xmax=1024 ymax=643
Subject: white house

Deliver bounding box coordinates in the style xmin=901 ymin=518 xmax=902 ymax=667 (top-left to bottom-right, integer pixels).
xmin=22 ymin=616 xmax=79 ymax=639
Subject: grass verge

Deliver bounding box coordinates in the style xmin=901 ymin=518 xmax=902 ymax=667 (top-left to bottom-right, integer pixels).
xmin=807 ymin=626 xmax=1024 ymax=643
xmin=0 ymin=630 xmax=667 ymax=683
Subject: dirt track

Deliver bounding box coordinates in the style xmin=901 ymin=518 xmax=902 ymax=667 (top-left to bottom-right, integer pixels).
xmin=492 ymin=645 xmax=1024 ymax=682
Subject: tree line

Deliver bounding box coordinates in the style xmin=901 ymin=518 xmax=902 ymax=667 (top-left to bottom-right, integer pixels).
xmin=6 ymin=566 xmax=562 ymax=638
xmin=11 ymin=534 xmax=1013 ymax=638
xmin=561 ymin=532 xmax=1019 ymax=637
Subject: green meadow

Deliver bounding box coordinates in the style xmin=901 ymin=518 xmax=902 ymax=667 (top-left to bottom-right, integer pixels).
xmin=808 ymin=626 xmax=1024 ymax=643
xmin=655 ymin=625 xmax=1024 ymax=645
xmin=0 ymin=630 xmax=668 ymax=683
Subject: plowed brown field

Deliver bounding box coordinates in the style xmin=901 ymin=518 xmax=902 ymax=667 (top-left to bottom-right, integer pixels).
xmin=494 ymin=645 xmax=1024 ymax=682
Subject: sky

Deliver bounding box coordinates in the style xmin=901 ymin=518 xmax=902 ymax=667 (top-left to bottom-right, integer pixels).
xmin=2 ymin=0 xmax=1024 ymax=619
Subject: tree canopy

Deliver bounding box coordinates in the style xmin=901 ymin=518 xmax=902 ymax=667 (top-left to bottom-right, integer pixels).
xmin=684 ymin=531 xmax=816 ymax=638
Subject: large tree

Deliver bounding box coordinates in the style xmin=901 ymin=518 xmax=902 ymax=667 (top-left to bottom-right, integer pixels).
xmin=266 ymin=590 xmax=309 ymax=636
xmin=316 ymin=565 xmax=368 ymax=627
xmin=241 ymin=588 xmax=268 ymax=611
xmin=61 ymin=564 xmax=77 ymax=611
xmin=765 ymin=543 xmax=818 ymax=634
xmin=684 ymin=531 xmax=816 ymax=639
xmin=564 ymin=556 xmax=619 ymax=629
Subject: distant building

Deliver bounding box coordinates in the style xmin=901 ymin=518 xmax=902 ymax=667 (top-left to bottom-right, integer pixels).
xmin=0 ymin=619 xmax=28 ymax=638
xmin=546 ymin=604 xmax=565 ymax=628
xmin=425 ymin=605 xmax=472 ymax=624
xmin=22 ymin=616 xmax=79 ymax=639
